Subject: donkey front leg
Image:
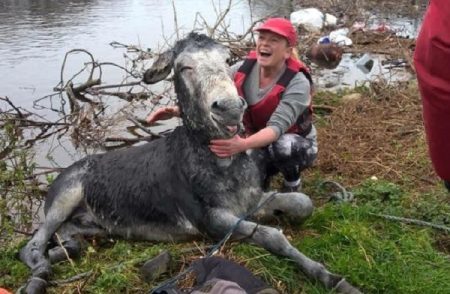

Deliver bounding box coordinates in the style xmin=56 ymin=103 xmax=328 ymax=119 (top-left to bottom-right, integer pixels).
xmin=20 ymin=185 xmax=85 ymax=293
xmin=208 ymin=209 xmax=362 ymax=294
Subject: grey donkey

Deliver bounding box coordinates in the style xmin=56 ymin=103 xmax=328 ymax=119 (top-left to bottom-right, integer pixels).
xmin=19 ymin=32 xmax=361 ymax=294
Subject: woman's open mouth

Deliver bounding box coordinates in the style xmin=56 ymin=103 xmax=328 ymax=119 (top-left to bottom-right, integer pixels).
xmin=259 ymin=49 xmax=272 ymax=58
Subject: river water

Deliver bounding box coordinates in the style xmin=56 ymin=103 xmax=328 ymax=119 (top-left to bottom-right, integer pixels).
xmin=0 ymin=0 xmax=292 ymax=108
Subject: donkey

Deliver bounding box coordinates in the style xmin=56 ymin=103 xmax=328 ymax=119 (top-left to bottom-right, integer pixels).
xmin=19 ymin=32 xmax=361 ymax=294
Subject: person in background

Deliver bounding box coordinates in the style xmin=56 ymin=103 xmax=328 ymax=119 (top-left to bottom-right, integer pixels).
xmin=414 ymin=0 xmax=450 ymax=192
xmin=148 ymin=18 xmax=317 ymax=192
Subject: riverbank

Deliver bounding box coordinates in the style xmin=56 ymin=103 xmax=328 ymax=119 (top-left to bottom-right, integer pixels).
xmin=2 ymin=81 xmax=450 ymax=293
xmin=2 ymin=1 xmax=450 ymax=293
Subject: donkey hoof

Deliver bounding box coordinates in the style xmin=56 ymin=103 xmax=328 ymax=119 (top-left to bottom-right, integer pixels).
xmin=24 ymin=277 xmax=47 ymax=294
xmin=334 ymin=278 xmax=362 ymax=294
xmin=49 ymin=246 xmax=78 ymax=264
xmin=48 ymin=248 xmax=66 ymax=264
xmin=31 ymin=260 xmax=51 ymax=280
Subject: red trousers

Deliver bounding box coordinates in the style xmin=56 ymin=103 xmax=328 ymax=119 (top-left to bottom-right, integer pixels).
xmin=414 ymin=0 xmax=450 ymax=181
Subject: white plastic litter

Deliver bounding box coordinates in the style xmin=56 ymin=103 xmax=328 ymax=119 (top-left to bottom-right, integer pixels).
xmin=324 ymin=13 xmax=338 ymax=27
xmin=329 ymin=28 xmax=353 ymax=46
xmin=329 ymin=28 xmax=349 ymax=38
xmin=290 ymin=8 xmax=324 ymax=33
xmin=331 ymin=35 xmax=353 ymax=46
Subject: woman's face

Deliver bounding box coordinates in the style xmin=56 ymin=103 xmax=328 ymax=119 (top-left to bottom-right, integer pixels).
xmin=256 ymin=31 xmax=292 ymax=70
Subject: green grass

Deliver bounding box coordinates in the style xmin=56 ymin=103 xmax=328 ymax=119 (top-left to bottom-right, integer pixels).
xmin=229 ymin=194 xmax=450 ymax=294
xmin=299 ymin=203 xmax=450 ymax=293
xmin=5 ymin=179 xmax=448 ymax=294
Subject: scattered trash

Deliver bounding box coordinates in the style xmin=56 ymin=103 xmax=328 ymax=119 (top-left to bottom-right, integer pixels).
xmin=370 ymin=22 xmax=392 ymax=33
xmin=329 ymin=28 xmax=353 ymax=46
xmin=306 ymin=43 xmax=343 ymax=69
xmin=329 ymin=28 xmax=349 ymax=38
xmin=324 ymin=13 xmax=338 ymax=27
xmin=355 ymin=53 xmax=375 ymax=74
xmin=382 ymin=58 xmax=408 ymax=69
xmin=318 ymin=28 xmax=352 ymax=46
xmin=318 ymin=36 xmax=331 ymax=44
xmin=331 ymin=35 xmax=353 ymax=46
xmin=352 ymin=21 xmax=366 ymax=31
xmin=313 ymin=53 xmax=414 ymax=91
xmin=352 ymin=21 xmax=393 ymax=33
xmin=290 ymin=8 xmax=324 ymax=33
xmin=352 ymin=20 xmax=396 ymax=34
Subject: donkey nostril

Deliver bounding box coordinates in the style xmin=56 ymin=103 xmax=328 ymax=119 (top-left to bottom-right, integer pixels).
xmin=211 ymin=99 xmax=227 ymax=112
xmin=212 ymin=98 xmax=246 ymax=112
xmin=211 ymin=101 xmax=220 ymax=110
xmin=240 ymin=97 xmax=247 ymax=109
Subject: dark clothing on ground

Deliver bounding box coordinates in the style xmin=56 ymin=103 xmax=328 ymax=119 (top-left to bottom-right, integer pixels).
xmin=154 ymin=256 xmax=278 ymax=294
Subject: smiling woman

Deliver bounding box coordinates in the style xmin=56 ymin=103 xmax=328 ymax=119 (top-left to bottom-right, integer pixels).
xmin=214 ymin=18 xmax=317 ymax=193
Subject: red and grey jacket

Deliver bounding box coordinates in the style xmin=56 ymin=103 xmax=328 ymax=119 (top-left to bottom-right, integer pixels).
xmin=234 ymin=51 xmax=313 ymax=136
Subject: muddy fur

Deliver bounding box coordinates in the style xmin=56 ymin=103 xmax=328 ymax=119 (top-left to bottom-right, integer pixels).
xmin=19 ymin=33 xmax=361 ymax=294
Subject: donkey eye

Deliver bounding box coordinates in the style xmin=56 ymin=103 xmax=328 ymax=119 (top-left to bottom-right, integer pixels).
xmin=179 ymin=66 xmax=193 ymax=72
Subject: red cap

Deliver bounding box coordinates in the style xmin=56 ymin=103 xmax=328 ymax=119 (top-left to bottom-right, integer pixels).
xmin=254 ymin=18 xmax=298 ymax=46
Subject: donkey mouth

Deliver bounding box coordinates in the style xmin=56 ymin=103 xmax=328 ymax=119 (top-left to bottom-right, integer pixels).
xmin=211 ymin=114 xmax=240 ymax=135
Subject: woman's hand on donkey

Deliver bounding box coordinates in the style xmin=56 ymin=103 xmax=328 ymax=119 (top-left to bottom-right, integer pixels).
xmin=146 ymin=106 xmax=180 ymax=124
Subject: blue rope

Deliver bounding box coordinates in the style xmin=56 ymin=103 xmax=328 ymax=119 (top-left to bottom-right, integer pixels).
xmin=149 ymin=192 xmax=279 ymax=293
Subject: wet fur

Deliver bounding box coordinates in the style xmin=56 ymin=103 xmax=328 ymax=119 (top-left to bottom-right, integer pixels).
xmin=19 ymin=33 xmax=361 ymax=294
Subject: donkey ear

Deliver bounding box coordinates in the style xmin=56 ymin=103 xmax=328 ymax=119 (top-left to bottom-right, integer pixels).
xmin=142 ymin=50 xmax=175 ymax=84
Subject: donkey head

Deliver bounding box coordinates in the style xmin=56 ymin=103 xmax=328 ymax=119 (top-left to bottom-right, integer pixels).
xmin=143 ymin=33 xmax=246 ymax=140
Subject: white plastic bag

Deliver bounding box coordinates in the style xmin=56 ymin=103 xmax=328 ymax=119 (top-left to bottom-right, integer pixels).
xmin=329 ymin=28 xmax=353 ymax=46
xmin=290 ymin=8 xmax=324 ymax=33
xmin=324 ymin=13 xmax=338 ymax=27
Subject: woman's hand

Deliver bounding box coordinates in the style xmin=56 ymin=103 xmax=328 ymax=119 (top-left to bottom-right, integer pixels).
xmin=146 ymin=106 xmax=180 ymax=124
xmin=209 ymin=135 xmax=248 ymax=158
xmin=209 ymin=127 xmax=278 ymax=158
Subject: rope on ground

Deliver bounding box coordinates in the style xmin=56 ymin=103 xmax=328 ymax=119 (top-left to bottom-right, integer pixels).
xmin=319 ymin=180 xmax=354 ymax=203
xmin=319 ymin=181 xmax=450 ymax=233
xmin=149 ymin=192 xmax=279 ymax=294
xmin=17 ymin=271 xmax=94 ymax=293
xmin=369 ymin=213 xmax=450 ymax=233
xmin=48 ymin=270 xmax=94 ymax=286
